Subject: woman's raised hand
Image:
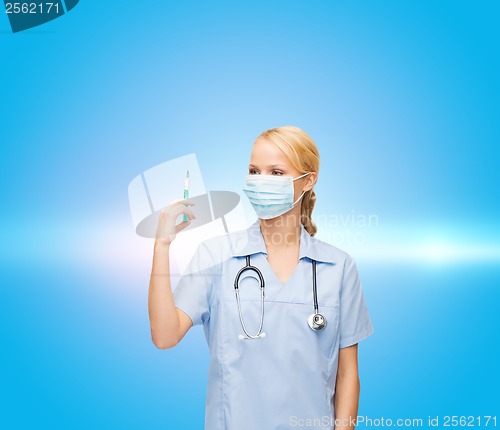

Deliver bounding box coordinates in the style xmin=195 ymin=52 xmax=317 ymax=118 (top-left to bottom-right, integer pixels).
xmin=155 ymin=199 xmax=196 ymax=245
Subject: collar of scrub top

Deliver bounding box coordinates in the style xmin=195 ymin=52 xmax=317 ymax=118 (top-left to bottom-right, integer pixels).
xmin=232 ymin=219 xmax=336 ymax=264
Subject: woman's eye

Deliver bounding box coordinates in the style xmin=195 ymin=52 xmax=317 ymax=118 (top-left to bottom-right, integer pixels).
xmin=272 ymin=170 xmax=283 ymax=175
xmin=249 ymin=169 xmax=259 ymax=174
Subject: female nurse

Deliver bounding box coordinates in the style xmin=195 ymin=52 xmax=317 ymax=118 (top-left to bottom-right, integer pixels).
xmin=148 ymin=126 xmax=374 ymax=430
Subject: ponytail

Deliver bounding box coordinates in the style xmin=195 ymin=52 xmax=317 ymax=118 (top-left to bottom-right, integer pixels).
xmin=300 ymin=189 xmax=317 ymax=236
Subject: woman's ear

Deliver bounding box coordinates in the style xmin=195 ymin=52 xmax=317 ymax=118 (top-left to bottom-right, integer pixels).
xmin=303 ymin=172 xmax=318 ymax=192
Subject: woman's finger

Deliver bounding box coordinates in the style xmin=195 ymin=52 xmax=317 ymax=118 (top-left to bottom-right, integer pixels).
xmin=164 ymin=203 xmax=194 ymax=219
xmin=177 ymin=199 xmax=195 ymax=206
xmin=175 ymin=219 xmax=191 ymax=234
xmin=169 ymin=198 xmax=195 ymax=207
xmin=180 ymin=207 xmax=196 ymax=220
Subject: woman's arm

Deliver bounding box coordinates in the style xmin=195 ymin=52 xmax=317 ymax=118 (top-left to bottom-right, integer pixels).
xmin=334 ymin=344 xmax=360 ymax=430
xmin=148 ymin=200 xmax=195 ymax=350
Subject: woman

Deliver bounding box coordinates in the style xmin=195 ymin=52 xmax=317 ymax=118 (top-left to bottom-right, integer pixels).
xmin=148 ymin=126 xmax=374 ymax=430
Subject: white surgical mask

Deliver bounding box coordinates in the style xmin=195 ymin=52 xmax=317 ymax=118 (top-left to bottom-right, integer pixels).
xmin=242 ymin=172 xmax=312 ymax=219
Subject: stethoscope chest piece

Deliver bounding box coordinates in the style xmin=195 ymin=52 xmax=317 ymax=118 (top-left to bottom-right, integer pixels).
xmin=308 ymin=313 xmax=327 ymax=331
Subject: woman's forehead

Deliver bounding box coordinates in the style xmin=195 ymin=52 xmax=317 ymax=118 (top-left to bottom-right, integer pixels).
xmin=250 ymin=139 xmax=290 ymax=165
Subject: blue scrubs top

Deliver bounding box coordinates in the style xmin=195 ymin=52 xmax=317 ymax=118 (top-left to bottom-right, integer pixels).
xmin=173 ymin=219 xmax=374 ymax=430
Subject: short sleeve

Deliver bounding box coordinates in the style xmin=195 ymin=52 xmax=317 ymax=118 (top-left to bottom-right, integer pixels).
xmin=339 ymin=255 xmax=374 ymax=348
xmin=172 ymin=241 xmax=216 ymax=326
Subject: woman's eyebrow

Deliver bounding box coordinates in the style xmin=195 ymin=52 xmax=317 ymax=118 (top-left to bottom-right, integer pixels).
xmin=248 ymin=164 xmax=287 ymax=169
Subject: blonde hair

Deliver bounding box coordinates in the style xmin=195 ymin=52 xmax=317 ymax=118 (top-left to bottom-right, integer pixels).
xmin=257 ymin=125 xmax=320 ymax=236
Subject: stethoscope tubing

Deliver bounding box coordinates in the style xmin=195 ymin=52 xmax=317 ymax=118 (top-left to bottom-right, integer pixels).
xmin=312 ymin=259 xmax=319 ymax=314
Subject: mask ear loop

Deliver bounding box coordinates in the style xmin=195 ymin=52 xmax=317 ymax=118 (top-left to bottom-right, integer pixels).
xmin=292 ymin=191 xmax=306 ymax=207
xmin=291 ymin=172 xmax=312 ymax=207
xmin=292 ymin=172 xmax=312 ymax=181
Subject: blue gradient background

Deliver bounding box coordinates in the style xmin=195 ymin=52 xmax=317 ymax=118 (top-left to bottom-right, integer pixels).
xmin=1 ymin=1 xmax=499 ymax=428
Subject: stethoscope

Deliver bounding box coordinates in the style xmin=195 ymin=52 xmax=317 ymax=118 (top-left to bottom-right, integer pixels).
xmin=234 ymin=255 xmax=327 ymax=340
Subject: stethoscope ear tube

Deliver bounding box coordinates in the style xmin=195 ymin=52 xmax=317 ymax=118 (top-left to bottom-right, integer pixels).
xmin=234 ymin=255 xmax=266 ymax=340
